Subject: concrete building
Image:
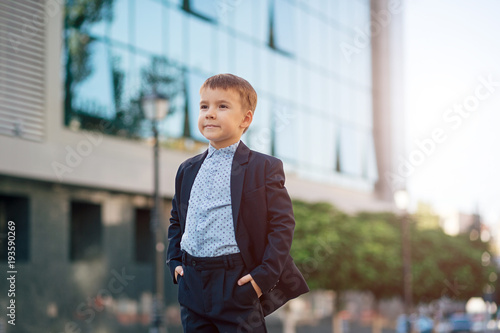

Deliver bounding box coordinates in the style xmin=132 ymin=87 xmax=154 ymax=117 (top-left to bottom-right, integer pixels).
xmin=0 ymin=0 xmax=404 ymax=331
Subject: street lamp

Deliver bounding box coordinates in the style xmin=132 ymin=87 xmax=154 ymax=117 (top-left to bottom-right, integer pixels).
xmin=394 ymin=190 xmax=413 ymax=331
xmin=142 ymin=92 xmax=169 ymax=333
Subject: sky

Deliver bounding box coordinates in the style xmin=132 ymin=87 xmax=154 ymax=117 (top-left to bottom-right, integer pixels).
xmin=403 ymin=0 xmax=500 ymax=228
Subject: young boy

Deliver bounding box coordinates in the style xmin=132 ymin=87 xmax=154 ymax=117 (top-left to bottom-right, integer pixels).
xmin=167 ymin=73 xmax=309 ymax=332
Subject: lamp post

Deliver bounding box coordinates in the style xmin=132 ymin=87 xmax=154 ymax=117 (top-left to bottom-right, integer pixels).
xmin=394 ymin=190 xmax=412 ymax=332
xmin=142 ymin=92 xmax=169 ymax=333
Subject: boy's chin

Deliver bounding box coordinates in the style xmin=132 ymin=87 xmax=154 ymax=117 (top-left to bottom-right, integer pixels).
xmin=202 ymin=134 xmax=218 ymax=142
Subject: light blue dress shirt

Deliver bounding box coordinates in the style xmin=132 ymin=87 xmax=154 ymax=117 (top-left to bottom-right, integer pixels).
xmin=180 ymin=141 xmax=241 ymax=257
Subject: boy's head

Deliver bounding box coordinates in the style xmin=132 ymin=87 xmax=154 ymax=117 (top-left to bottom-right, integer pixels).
xmin=198 ymin=74 xmax=257 ymax=149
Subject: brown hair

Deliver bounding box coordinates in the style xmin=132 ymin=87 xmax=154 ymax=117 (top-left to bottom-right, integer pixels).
xmin=200 ymin=73 xmax=258 ymax=113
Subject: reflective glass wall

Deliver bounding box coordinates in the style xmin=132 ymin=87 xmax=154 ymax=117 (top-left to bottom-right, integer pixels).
xmin=63 ymin=0 xmax=377 ymax=186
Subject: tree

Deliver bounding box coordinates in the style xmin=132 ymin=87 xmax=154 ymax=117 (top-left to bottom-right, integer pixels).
xmin=291 ymin=200 xmax=354 ymax=292
xmin=411 ymin=228 xmax=493 ymax=303
xmin=291 ymin=200 xmax=493 ymax=306
xmin=350 ymin=212 xmax=402 ymax=301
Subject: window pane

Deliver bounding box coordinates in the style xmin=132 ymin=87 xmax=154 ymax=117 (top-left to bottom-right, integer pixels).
xmin=0 ymin=195 xmax=29 ymax=262
xmin=309 ymin=69 xmax=327 ymax=111
xmin=366 ymin=132 xmax=378 ymax=181
xmin=295 ymin=109 xmax=309 ymax=167
xmin=135 ymin=208 xmax=153 ymax=263
xmin=109 ymin=45 xmax=130 ymax=110
xmin=339 ymin=31 xmax=358 ymax=81
xmin=305 ymin=113 xmax=334 ymax=170
xmin=339 ymin=126 xmax=363 ymax=176
xmin=338 ymin=0 xmax=356 ymax=30
xmin=300 ymin=0 xmax=329 ymax=12
xmin=308 ymin=13 xmax=328 ymax=68
xmin=89 ymin=19 xmax=106 ymax=38
xmin=70 ymin=201 xmax=102 ymax=261
xmin=296 ymin=7 xmax=310 ymax=61
xmin=327 ymin=25 xmax=341 ymax=74
xmin=215 ymin=29 xmax=232 ymax=74
xmin=257 ymin=46 xmax=275 ymax=94
xmin=231 ymin=0 xmax=254 ymax=37
xmin=187 ymin=71 xmax=206 ymax=141
xmin=338 ymin=83 xmax=352 ymax=122
xmin=248 ymin=95 xmax=271 ymax=154
xmin=166 ymin=0 xmax=182 ymax=6
xmin=161 ymin=93 xmax=186 ymax=138
xmin=274 ymin=53 xmax=293 ymax=101
xmin=328 ymin=0 xmax=340 ymax=23
xmin=254 ymin=0 xmax=270 ymax=44
xmin=353 ymin=89 xmax=372 ymax=128
xmin=73 ymin=41 xmax=114 ymax=119
xmin=188 ymin=16 xmax=215 ymax=73
xmin=353 ymin=0 xmax=370 ymax=29
xmin=190 ymin=0 xmax=218 ymax=21
xmin=296 ymin=63 xmax=310 ymax=107
xmin=327 ymin=77 xmax=342 ymax=121
xmin=166 ymin=6 xmax=187 ymax=64
xmin=234 ymin=38 xmax=256 ymax=89
xmin=274 ymin=0 xmax=295 ymax=54
xmin=109 ymin=0 xmax=129 ymax=45
xmin=135 ymin=0 xmax=163 ymax=55
xmin=274 ymin=102 xmax=298 ymax=164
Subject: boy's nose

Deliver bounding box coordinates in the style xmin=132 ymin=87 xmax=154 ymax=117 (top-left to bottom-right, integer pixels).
xmin=205 ymin=108 xmax=216 ymax=118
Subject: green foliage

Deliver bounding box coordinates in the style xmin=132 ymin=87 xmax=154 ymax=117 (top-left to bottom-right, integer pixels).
xmin=291 ymin=200 xmax=494 ymax=304
xmin=291 ymin=201 xmax=352 ymax=290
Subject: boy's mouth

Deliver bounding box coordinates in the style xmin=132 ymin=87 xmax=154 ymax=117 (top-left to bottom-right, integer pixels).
xmin=204 ymin=124 xmax=219 ymax=128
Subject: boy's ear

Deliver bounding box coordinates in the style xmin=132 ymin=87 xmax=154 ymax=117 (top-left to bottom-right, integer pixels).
xmin=241 ymin=110 xmax=253 ymax=130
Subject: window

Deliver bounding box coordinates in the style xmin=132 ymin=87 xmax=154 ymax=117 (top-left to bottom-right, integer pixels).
xmin=187 ymin=71 xmax=207 ymax=142
xmin=134 ymin=208 xmax=153 ymax=263
xmin=135 ymin=0 xmax=163 ymax=54
xmin=70 ymin=201 xmax=102 ymax=261
xmin=182 ymin=0 xmax=218 ymax=22
xmin=0 ymin=195 xmax=29 ymax=262
xmin=63 ymin=0 xmax=185 ymax=140
xmin=269 ymin=0 xmax=295 ymax=56
xmin=339 ymin=126 xmax=364 ymax=177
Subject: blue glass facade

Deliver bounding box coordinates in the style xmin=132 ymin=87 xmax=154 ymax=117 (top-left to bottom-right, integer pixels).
xmin=64 ymin=0 xmax=377 ymax=186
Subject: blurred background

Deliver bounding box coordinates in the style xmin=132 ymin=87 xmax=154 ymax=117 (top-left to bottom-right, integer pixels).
xmin=0 ymin=0 xmax=498 ymax=332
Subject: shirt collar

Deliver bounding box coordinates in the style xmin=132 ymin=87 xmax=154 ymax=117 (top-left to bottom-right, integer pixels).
xmin=207 ymin=141 xmax=240 ymax=158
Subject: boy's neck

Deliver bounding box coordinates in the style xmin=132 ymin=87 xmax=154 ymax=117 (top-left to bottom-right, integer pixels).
xmin=210 ymin=139 xmax=240 ymax=150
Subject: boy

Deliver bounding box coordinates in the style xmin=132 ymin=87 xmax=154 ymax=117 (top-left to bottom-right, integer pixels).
xmin=167 ymin=74 xmax=309 ymax=332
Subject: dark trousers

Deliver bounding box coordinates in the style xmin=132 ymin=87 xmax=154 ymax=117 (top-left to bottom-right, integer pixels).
xmin=178 ymin=251 xmax=267 ymax=333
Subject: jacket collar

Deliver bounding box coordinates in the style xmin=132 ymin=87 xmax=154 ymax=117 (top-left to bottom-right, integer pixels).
xmin=181 ymin=141 xmax=251 ymax=230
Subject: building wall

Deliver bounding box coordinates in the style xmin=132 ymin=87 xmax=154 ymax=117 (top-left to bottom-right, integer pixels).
xmin=0 ymin=175 xmax=177 ymax=332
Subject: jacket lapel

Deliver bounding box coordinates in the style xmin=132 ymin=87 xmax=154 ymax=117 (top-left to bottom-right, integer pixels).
xmin=231 ymin=141 xmax=250 ymax=230
xmin=180 ymin=150 xmax=208 ymax=224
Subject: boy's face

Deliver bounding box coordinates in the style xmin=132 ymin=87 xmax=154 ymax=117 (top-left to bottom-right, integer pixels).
xmin=198 ymin=87 xmax=253 ymax=149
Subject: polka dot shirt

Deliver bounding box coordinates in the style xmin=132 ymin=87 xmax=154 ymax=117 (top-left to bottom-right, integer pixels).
xmin=180 ymin=141 xmax=241 ymax=257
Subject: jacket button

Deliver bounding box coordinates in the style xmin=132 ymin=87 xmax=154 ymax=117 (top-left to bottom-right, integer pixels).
xmin=192 ymin=260 xmax=196 ymax=266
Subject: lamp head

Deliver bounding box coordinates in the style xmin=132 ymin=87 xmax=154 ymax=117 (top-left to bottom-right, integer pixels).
xmin=142 ymin=92 xmax=169 ymax=120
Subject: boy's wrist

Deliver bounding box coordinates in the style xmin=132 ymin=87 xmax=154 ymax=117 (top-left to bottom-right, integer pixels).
xmin=250 ymin=278 xmax=263 ymax=297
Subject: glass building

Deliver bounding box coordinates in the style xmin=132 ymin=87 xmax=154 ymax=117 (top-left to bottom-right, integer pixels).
xmin=64 ymin=0 xmax=377 ymax=189
xmin=0 ymin=0 xmax=403 ymax=331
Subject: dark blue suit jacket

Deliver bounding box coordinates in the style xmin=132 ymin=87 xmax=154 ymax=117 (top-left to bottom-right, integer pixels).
xmin=166 ymin=141 xmax=309 ymax=316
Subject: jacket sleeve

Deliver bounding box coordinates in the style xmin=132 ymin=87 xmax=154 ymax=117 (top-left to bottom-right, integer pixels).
xmin=249 ymin=158 xmax=295 ymax=293
xmin=166 ymin=165 xmax=183 ymax=284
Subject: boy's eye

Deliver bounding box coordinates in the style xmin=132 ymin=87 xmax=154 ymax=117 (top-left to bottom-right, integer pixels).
xmin=220 ymin=104 xmax=228 ymax=109
xmin=200 ymin=105 xmax=208 ymax=109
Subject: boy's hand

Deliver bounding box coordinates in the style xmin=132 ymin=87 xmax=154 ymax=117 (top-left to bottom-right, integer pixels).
xmin=238 ymin=274 xmax=262 ymax=298
xmin=175 ymin=266 xmax=184 ymax=283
